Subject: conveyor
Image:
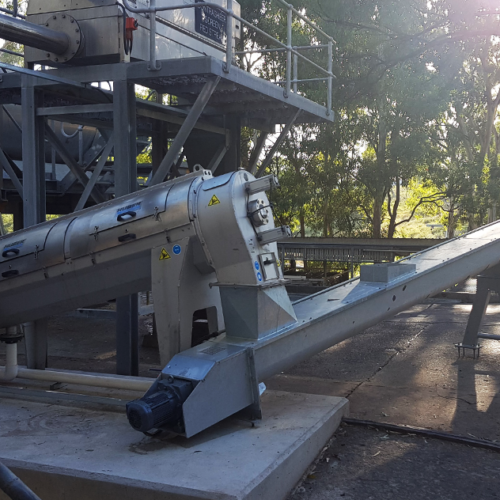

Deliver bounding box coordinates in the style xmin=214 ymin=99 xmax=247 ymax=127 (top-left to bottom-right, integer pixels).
xmin=1 ymin=167 xmax=500 ymax=437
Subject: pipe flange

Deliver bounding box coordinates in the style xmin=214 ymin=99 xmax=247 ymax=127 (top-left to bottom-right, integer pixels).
xmin=0 ymin=333 xmax=23 ymax=344
xmin=43 ymin=13 xmax=83 ymax=63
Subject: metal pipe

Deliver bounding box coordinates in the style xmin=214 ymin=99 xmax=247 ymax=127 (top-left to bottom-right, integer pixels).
xmin=0 ymin=462 xmax=41 ymax=500
xmin=293 ymin=53 xmax=298 ymax=94
xmin=148 ymin=0 xmax=159 ymax=70
xmin=224 ymin=0 xmax=233 ymax=73
xmin=0 ymin=343 xmax=18 ymax=381
xmin=0 ymin=363 xmax=154 ymax=391
xmin=0 ymin=13 xmax=69 ymax=55
xmin=327 ymin=40 xmax=333 ymax=116
xmin=285 ymin=5 xmax=292 ymax=98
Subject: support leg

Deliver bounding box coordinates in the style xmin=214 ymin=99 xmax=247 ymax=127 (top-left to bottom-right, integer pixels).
xmin=462 ymin=279 xmax=491 ymax=347
xmin=23 ymin=319 xmax=48 ymax=370
xmin=113 ymin=79 xmax=139 ymax=376
xmin=22 ymin=76 xmax=47 ymax=369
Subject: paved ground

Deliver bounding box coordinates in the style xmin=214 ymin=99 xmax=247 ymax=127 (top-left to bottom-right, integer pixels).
xmin=269 ymin=300 xmax=500 ymax=500
xmin=2 ymin=295 xmax=500 ymax=499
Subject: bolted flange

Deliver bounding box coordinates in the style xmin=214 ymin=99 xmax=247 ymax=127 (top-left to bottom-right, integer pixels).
xmin=43 ymin=13 xmax=83 ymax=63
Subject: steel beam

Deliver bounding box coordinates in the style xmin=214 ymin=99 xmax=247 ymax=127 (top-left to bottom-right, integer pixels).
xmin=37 ymin=103 xmax=114 ymax=116
xmin=150 ymin=76 xmax=221 ymax=185
xmin=249 ymin=131 xmax=269 ymax=176
xmin=21 ymin=76 xmax=47 ymax=370
xmin=0 ymin=147 xmax=22 ymax=196
xmin=207 ymin=142 xmax=229 ymax=173
xmin=113 ymin=79 xmax=139 ymax=376
xmin=74 ymin=135 xmax=114 ymax=211
xmin=21 ymin=76 xmax=45 ymax=227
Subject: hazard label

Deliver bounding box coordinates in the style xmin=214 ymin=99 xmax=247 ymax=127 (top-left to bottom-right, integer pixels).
xmin=208 ymin=195 xmax=221 ymax=207
xmin=159 ymin=248 xmax=171 ymax=261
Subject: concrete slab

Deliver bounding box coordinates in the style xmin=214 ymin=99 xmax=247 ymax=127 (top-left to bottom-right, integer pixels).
xmin=0 ymin=390 xmax=348 ymax=500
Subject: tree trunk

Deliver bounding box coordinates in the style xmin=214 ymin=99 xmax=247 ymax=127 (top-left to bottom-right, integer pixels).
xmin=372 ymin=196 xmax=383 ymax=238
xmin=299 ymin=211 xmax=305 ymax=238
xmin=387 ymin=180 xmax=400 ymax=239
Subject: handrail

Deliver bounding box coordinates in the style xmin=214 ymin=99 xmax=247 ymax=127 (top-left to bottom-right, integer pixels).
xmin=0 ymin=0 xmax=25 ymax=20
xmin=121 ymin=0 xmax=334 ymax=116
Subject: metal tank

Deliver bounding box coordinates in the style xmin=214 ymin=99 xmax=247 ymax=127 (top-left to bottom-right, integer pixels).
xmin=0 ymin=167 xmax=288 ymax=363
xmin=4 ymin=0 xmax=242 ymax=66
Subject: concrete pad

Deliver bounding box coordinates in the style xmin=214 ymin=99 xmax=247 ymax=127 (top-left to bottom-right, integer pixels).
xmin=0 ymin=390 xmax=348 ymax=500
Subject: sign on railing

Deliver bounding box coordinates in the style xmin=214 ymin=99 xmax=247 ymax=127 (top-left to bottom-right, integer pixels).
xmin=194 ymin=0 xmax=227 ymax=45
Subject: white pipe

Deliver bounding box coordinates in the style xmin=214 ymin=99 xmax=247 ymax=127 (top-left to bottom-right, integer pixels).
xmin=0 ymin=342 xmax=18 ymax=381
xmin=0 ymin=362 xmax=154 ymax=392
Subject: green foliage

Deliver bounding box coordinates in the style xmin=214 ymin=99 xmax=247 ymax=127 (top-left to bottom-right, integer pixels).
xmin=241 ymin=0 xmax=500 ymax=239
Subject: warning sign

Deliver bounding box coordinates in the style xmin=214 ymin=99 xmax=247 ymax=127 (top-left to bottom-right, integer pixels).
xmin=159 ymin=248 xmax=171 ymax=261
xmin=208 ymin=195 xmax=221 ymax=207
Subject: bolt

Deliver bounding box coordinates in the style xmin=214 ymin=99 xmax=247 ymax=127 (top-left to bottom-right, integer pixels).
xmin=54 ymin=58 xmax=58 ymax=62
xmin=75 ymin=28 xmax=79 ymax=33
xmin=45 ymin=23 xmax=49 ymax=26
xmin=70 ymin=19 xmax=74 ymax=23
xmin=62 ymin=14 xmax=66 ymax=18
xmin=64 ymin=57 xmax=68 ymax=61
xmin=71 ymin=51 xmax=75 ymax=55
xmin=53 ymin=15 xmax=56 ymax=19
xmin=76 ymin=40 xmax=80 ymax=45
xmin=46 ymin=53 xmax=50 ymax=57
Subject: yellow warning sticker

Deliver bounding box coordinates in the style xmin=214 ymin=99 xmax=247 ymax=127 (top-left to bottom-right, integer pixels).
xmin=277 ymin=259 xmax=281 ymax=268
xmin=159 ymin=248 xmax=171 ymax=261
xmin=208 ymin=195 xmax=221 ymax=207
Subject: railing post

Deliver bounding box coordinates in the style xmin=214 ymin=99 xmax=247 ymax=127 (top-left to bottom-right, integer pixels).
xmin=224 ymin=0 xmax=233 ymax=73
xmin=148 ymin=0 xmax=160 ymax=71
xmin=327 ymin=40 xmax=333 ymax=116
xmin=293 ymin=52 xmax=298 ymax=94
xmin=285 ymin=4 xmax=292 ymax=98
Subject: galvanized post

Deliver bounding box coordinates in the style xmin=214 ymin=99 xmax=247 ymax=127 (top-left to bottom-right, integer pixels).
xmin=21 ymin=76 xmax=45 ymax=227
xmin=327 ymin=40 xmax=333 ymax=116
xmin=224 ymin=0 xmax=233 ymax=73
xmin=148 ymin=0 xmax=159 ymax=71
xmin=21 ymin=75 xmax=47 ymax=370
xmin=113 ymin=79 xmax=139 ymax=376
xmin=293 ymin=52 xmax=298 ymax=94
xmin=285 ymin=4 xmax=292 ymax=98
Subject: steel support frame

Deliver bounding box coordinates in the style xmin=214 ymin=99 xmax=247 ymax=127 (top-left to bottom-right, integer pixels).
xmin=45 ymin=125 xmax=106 ymax=204
xmin=21 ymin=76 xmax=47 ymax=369
xmin=74 ymin=134 xmax=114 ymax=211
xmin=59 ymin=130 xmax=111 ymax=196
xmin=0 ymin=147 xmax=23 ymax=196
xmin=150 ymin=76 xmax=221 ymax=185
xmin=461 ymin=264 xmax=500 ymax=347
xmin=113 ymin=79 xmax=139 ymax=376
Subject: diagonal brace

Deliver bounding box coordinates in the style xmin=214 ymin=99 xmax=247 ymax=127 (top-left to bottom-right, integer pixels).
xmin=74 ymin=134 xmax=114 ymax=211
xmin=45 ymin=125 xmax=106 ymax=204
xmin=150 ymin=76 xmax=221 ymax=186
xmin=0 ymin=147 xmax=23 ymax=196
xmin=249 ymin=131 xmax=269 ymax=176
xmin=256 ymin=109 xmax=301 ymax=178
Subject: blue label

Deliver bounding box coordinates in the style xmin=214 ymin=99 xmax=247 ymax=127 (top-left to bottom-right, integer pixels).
xmin=3 ymin=240 xmax=24 ymax=251
xmin=254 ymin=261 xmax=260 ymax=271
xmin=173 ymin=245 xmax=182 ymax=255
xmin=257 ymin=272 xmax=263 ymax=282
xmin=116 ymin=202 xmax=141 ymax=216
